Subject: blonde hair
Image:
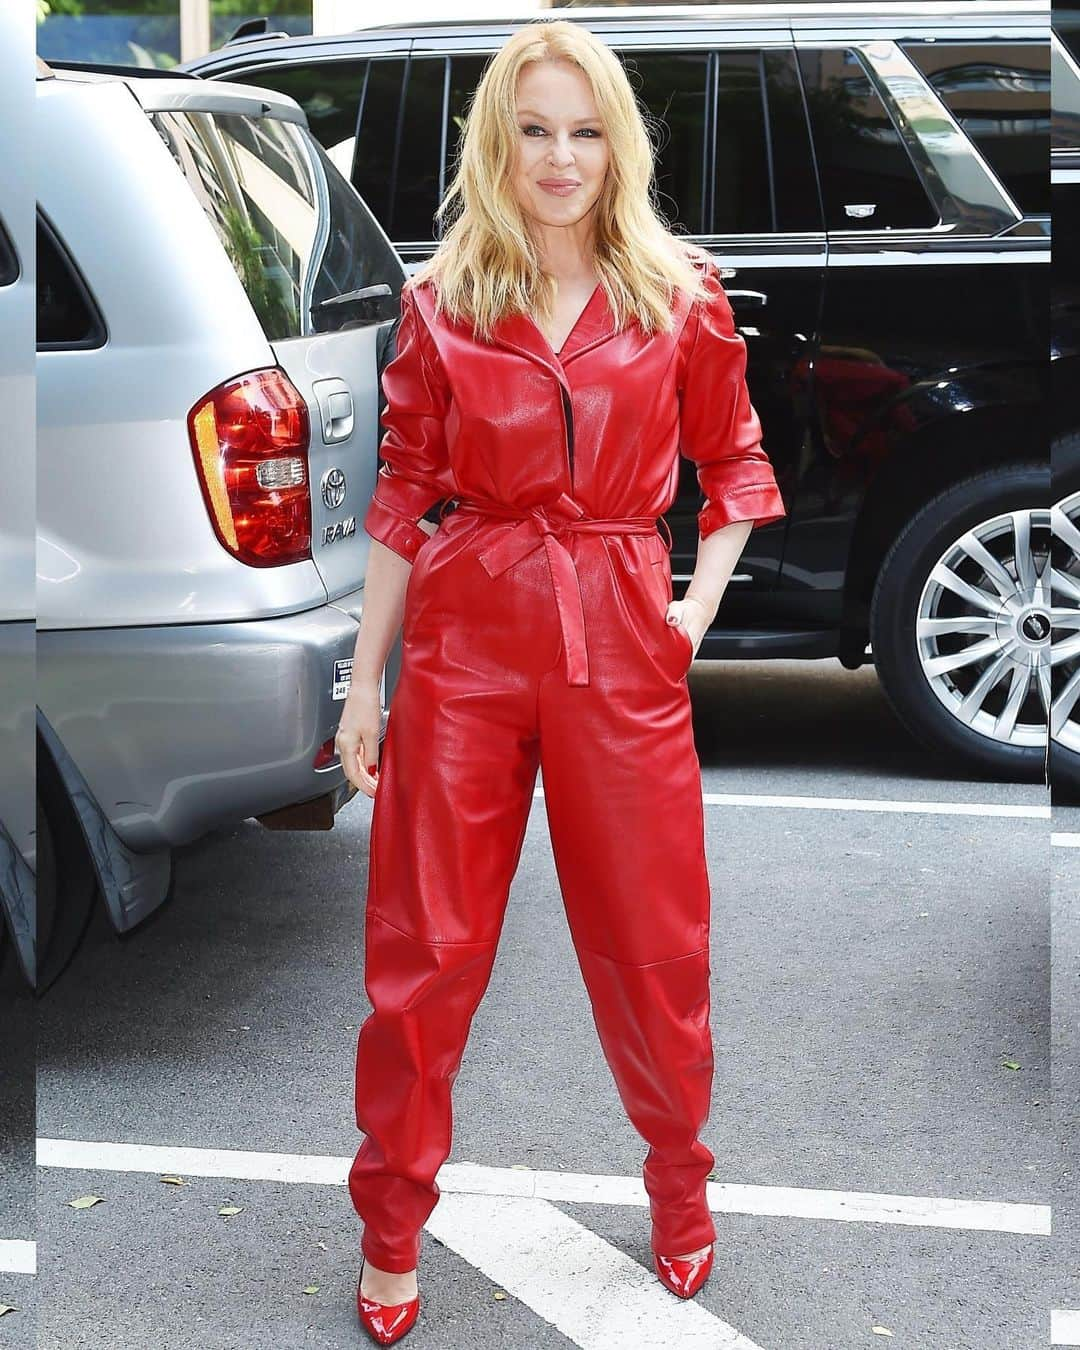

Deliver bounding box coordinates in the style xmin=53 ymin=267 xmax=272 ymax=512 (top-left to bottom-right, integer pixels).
xmin=407 ymin=18 xmax=714 ymax=342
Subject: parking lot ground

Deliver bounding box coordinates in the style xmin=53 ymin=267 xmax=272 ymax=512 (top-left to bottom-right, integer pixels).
xmin=1051 ymin=816 xmax=1080 ymax=1347
xmin=0 ymin=944 xmax=36 ymax=1350
xmin=34 ymin=660 xmax=1060 ymax=1348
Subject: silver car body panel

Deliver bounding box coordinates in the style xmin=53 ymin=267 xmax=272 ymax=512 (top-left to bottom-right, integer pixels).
xmin=36 ymin=77 xmax=331 ymax=630
xmin=35 ymin=71 xmax=392 ymax=931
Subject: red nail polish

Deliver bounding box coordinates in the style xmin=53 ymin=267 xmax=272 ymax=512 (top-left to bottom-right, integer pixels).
xmin=366 ymin=764 xmax=378 ymax=775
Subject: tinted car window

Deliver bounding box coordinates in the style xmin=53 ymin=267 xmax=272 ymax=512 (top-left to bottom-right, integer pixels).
xmin=622 ymin=50 xmax=710 ymax=233
xmin=902 ymin=41 xmax=1050 ymax=216
xmin=353 ymin=59 xmax=408 ymax=232
xmin=397 ymin=58 xmax=446 ymax=240
xmin=226 ymin=60 xmax=369 ymax=180
xmin=1057 ymin=11 xmax=1080 ymax=70
xmin=1053 ymin=33 xmax=1080 ymax=150
xmin=152 ymin=109 xmax=401 ymax=339
xmin=37 ymin=215 xmax=101 ymax=348
xmin=354 ymin=46 xmax=817 ymax=242
xmin=0 ymin=216 xmax=18 ymax=287
xmin=796 ymin=46 xmax=938 ymax=230
xmin=766 ymin=49 xmax=822 ymax=233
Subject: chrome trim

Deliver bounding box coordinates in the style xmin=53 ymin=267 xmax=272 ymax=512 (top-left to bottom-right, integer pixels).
xmin=673 ymin=572 xmax=754 ymax=582
xmin=825 ymin=247 xmax=1050 ymax=263
xmin=853 ymin=39 xmax=1023 ymax=232
xmin=355 ymin=2 xmax=1048 ymax=31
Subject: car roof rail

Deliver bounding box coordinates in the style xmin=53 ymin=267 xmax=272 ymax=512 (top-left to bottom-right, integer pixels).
xmin=41 ymin=58 xmax=201 ymax=80
xmin=224 ymin=17 xmax=293 ymax=45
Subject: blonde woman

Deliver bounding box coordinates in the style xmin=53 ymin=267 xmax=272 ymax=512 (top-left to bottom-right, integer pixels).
xmin=336 ymin=18 xmax=786 ymax=1344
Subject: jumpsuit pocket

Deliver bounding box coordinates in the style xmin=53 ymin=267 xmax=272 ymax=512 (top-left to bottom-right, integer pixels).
xmin=401 ymin=513 xmax=483 ymax=646
xmin=670 ymin=614 xmax=695 ymax=676
xmin=649 ymin=558 xmax=695 ymax=682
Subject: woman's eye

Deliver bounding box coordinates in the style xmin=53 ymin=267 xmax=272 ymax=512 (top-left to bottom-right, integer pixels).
xmin=520 ymin=125 xmax=601 ymax=137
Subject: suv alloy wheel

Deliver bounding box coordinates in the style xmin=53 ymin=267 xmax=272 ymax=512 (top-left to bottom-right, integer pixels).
xmin=871 ymin=464 xmax=1051 ymax=781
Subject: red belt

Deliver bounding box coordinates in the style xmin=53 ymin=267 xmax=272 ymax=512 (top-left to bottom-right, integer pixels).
xmin=448 ymin=492 xmax=672 ymax=687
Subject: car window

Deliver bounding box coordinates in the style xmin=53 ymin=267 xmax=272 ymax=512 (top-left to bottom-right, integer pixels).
xmin=353 ymin=59 xmax=408 ymax=232
xmin=621 ymin=50 xmax=710 ymax=233
xmin=351 ymin=45 xmax=819 ymax=243
xmin=36 ymin=214 xmax=103 ymax=349
xmin=796 ymin=46 xmax=939 ymax=230
xmin=1053 ymin=31 xmax=1080 ymax=150
xmin=151 ymin=108 xmax=402 ymax=340
xmin=764 ymin=49 xmax=822 ymax=233
xmin=0 ymin=215 xmax=18 ymax=288
xmin=1057 ymin=11 xmax=1080 ymax=70
xmin=225 ymin=60 xmax=369 ymax=180
xmin=901 ymin=41 xmax=1050 ymax=216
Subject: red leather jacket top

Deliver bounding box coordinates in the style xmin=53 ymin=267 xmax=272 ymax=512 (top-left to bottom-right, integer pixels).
xmin=363 ymin=255 xmax=786 ymax=566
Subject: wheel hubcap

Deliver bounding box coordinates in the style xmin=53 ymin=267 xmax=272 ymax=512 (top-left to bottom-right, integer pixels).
xmin=1051 ymin=489 xmax=1080 ymax=756
xmin=916 ymin=507 xmax=1053 ymax=749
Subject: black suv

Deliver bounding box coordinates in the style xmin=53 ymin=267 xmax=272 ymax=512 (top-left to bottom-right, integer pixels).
xmin=184 ymin=3 xmax=1061 ymax=787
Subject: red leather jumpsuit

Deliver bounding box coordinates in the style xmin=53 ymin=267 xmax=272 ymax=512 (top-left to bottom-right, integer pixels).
xmin=348 ymin=256 xmax=786 ymax=1272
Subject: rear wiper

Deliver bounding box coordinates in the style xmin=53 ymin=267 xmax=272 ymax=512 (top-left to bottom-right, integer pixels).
xmin=311 ymin=283 xmax=393 ymax=314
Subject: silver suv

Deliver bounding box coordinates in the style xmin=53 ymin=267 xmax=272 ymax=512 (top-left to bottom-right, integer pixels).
xmin=34 ymin=60 xmax=406 ymax=989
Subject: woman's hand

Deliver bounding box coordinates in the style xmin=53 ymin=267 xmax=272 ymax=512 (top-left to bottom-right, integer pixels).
xmin=336 ymin=680 xmax=383 ymax=798
xmin=665 ymin=594 xmax=715 ymax=659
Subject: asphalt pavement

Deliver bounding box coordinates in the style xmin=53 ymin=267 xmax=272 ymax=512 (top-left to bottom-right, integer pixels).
xmin=15 ymin=657 xmax=1072 ymax=1348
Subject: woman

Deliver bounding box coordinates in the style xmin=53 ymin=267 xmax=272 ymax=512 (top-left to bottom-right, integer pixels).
xmin=336 ymin=18 xmax=786 ymax=1345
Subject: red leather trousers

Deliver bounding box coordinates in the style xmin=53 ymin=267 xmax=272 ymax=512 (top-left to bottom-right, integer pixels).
xmin=348 ymin=497 xmax=717 ymax=1272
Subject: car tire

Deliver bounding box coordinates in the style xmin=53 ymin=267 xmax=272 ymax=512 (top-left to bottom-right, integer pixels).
xmin=870 ymin=462 xmax=1050 ymax=782
xmin=36 ymin=740 xmax=98 ymax=996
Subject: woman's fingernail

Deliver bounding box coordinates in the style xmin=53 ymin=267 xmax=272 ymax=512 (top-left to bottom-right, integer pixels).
xmin=366 ymin=764 xmax=378 ymax=775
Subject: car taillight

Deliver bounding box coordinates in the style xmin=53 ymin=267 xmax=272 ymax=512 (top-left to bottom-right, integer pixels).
xmin=187 ymin=368 xmax=311 ymax=567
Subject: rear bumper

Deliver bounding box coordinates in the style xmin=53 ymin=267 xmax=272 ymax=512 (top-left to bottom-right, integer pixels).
xmin=37 ymin=586 xmax=369 ymax=852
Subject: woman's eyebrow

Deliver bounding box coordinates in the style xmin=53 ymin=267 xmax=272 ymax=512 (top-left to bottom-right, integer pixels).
xmin=516 ymin=109 xmax=602 ymax=124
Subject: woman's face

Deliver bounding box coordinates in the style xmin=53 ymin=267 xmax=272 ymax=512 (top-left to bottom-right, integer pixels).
xmin=512 ymin=59 xmax=610 ymax=236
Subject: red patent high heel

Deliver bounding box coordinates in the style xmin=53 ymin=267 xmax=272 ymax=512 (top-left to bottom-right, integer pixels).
xmin=653 ymin=1242 xmax=715 ymax=1299
xmin=356 ymin=1257 xmax=421 ymax=1345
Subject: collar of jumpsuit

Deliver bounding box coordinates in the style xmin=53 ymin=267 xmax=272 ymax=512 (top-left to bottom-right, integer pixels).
xmin=365 ymin=256 xmax=785 ymax=687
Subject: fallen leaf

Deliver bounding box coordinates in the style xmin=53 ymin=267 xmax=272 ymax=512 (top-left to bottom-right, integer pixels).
xmin=871 ymin=1328 xmax=894 ymax=1338
xmin=0 ymin=1305 xmax=16 ymax=1316
xmin=159 ymin=1176 xmax=188 ymax=1186
xmin=218 ymin=1205 xmax=244 ymax=1217
xmin=302 ymin=1285 xmax=319 ymax=1295
xmin=493 ymin=1291 xmax=507 ymax=1301
xmin=68 ymin=1195 xmax=104 ymax=1209
xmin=1002 ymin=1059 xmax=1021 ymax=1071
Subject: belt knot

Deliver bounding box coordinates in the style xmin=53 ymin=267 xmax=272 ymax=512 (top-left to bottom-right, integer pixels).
xmin=450 ymin=494 xmax=664 ymax=687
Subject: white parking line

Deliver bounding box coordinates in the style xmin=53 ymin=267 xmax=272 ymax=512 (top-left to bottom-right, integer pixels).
xmin=533 ymin=789 xmax=1048 ymax=818
xmin=1052 ymin=1309 xmax=1080 ymax=1345
xmin=36 ymin=1141 xmax=1050 ymax=1236
xmin=425 ymin=1193 xmax=764 ymax=1350
xmin=0 ymin=1240 xmax=36 ymax=1275
xmin=1051 ymin=833 xmax=1080 ymax=847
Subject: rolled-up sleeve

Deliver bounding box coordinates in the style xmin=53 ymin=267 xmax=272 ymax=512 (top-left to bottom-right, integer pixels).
xmin=678 ymin=261 xmax=787 ymax=537
xmin=363 ymin=287 xmax=454 ymax=563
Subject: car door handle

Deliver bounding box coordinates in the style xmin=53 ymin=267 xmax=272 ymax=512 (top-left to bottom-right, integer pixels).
xmin=312 ymin=377 xmax=354 ymax=444
xmin=725 ymin=290 xmax=768 ymax=307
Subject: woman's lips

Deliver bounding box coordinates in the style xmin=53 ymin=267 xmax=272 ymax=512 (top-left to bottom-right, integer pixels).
xmin=538 ymin=181 xmax=581 ymax=197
